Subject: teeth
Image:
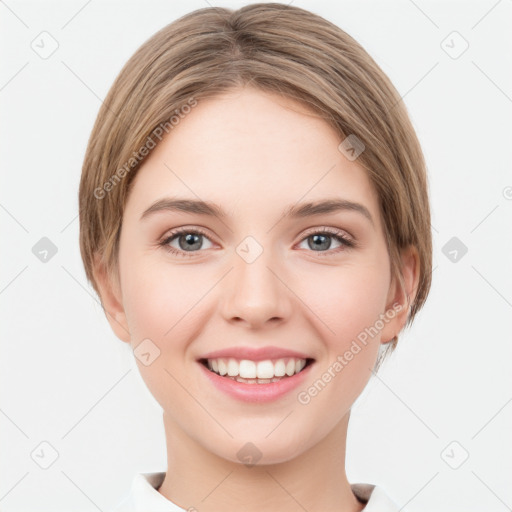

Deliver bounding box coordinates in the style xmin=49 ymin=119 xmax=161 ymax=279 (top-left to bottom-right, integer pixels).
xmin=240 ymin=359 xmax=257 ymax=378
xmin=274 ymin=360 xmax=286 ymax=377
xmin=205 ymin=357 xmax=308 ymax=380
xmin=227 ymin=358 xmax=238 ymax=377
xmin=256 ymin=360 xmax=274 ymax=379
xmin=218 ymin=359 xmax=227 ymax=376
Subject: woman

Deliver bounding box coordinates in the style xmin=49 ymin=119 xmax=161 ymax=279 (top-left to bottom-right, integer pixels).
xmin=79 ymin=4 xmax=432 ymax=510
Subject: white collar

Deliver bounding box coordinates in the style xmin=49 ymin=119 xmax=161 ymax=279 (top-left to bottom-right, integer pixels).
xmin=112 ymin=472 xmax=402 ymax=511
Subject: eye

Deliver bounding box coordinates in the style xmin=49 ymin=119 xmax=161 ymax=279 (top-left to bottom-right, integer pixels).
xmin=297 ymin=228 xmax=355 ymax=255
xmin=159 ymin=226 xmax=356 ymax=258
xmin=159 ymin=228 xmax=214 ymax=256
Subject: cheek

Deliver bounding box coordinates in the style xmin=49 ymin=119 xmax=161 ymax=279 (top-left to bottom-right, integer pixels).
xmin=300 ymin=258 xmax=390 ymax=343
xmin=121 ymin=251 xmax=206 ymax=341
xmin=119 ymin=255 xmax=207 ymax=410
xmin=295 ymin=259 xmax=389 ymax=397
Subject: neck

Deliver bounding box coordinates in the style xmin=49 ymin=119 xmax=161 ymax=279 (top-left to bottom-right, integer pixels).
xmin=157 ymin=411 xmax=365 ymax=512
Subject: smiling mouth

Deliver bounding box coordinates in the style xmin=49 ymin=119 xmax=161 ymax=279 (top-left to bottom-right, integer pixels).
xmin=199 ymin=357 xmax=315 ymax=384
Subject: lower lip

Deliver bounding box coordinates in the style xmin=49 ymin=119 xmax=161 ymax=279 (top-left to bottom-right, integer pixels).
xmin=198 ymin=361 xmax=314 ymax=403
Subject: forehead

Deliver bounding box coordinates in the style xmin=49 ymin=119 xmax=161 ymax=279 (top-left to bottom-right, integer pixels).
xmin=125 ymin=87 xmax=382 ymax=230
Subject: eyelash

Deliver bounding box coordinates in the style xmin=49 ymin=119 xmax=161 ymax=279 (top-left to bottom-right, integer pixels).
xmin=158 ymin=227 xmax=356 ymax=258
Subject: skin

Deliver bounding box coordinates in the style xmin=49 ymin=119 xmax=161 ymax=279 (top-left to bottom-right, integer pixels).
xmin=94 ymin=86 xmax=419 ymax=512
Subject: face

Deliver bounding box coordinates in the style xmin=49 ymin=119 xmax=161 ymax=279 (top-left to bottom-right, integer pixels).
xmin=99 ymin=87 xmax=413 ymax=465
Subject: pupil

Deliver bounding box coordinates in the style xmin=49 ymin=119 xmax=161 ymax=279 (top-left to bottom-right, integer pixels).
xmin=310 ymin=234 xmax=330 ymax=251
xmin=180 ymin=233 xmax=201 ymax=251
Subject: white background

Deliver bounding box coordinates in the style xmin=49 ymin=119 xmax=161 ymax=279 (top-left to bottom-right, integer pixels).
xmin=1 ymin=1 xmax=511 ymax=510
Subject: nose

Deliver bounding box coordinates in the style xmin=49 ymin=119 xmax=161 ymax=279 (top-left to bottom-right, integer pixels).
xmin=220 ymin=246 xmax=293 ymax=329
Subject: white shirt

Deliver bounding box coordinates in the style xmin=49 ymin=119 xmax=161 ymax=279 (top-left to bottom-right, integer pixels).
xmin=112 ymin=472 xmax=403 ymax=511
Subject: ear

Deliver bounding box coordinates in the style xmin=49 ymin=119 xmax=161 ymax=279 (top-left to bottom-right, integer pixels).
xmin=92 ymin=253 xmax=131 ymax=343
xmin=380 ymin=245 xmax=420 ymax=344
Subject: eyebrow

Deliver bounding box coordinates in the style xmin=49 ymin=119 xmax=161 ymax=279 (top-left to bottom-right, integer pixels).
xmin=140 ymin=197 xmax=374 ymax=226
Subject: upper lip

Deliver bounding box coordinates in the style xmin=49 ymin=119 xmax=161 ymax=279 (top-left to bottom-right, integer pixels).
xmin=198 ymin=345 xmax=314 ymax=362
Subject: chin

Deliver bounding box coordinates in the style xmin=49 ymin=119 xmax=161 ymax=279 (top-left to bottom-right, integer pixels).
xmin=211 ymin=431 xmax=311 ymax=467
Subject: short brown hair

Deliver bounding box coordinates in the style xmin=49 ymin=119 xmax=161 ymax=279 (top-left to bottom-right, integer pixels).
xmin=79 ymin=3 xmax=432 ymax=358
